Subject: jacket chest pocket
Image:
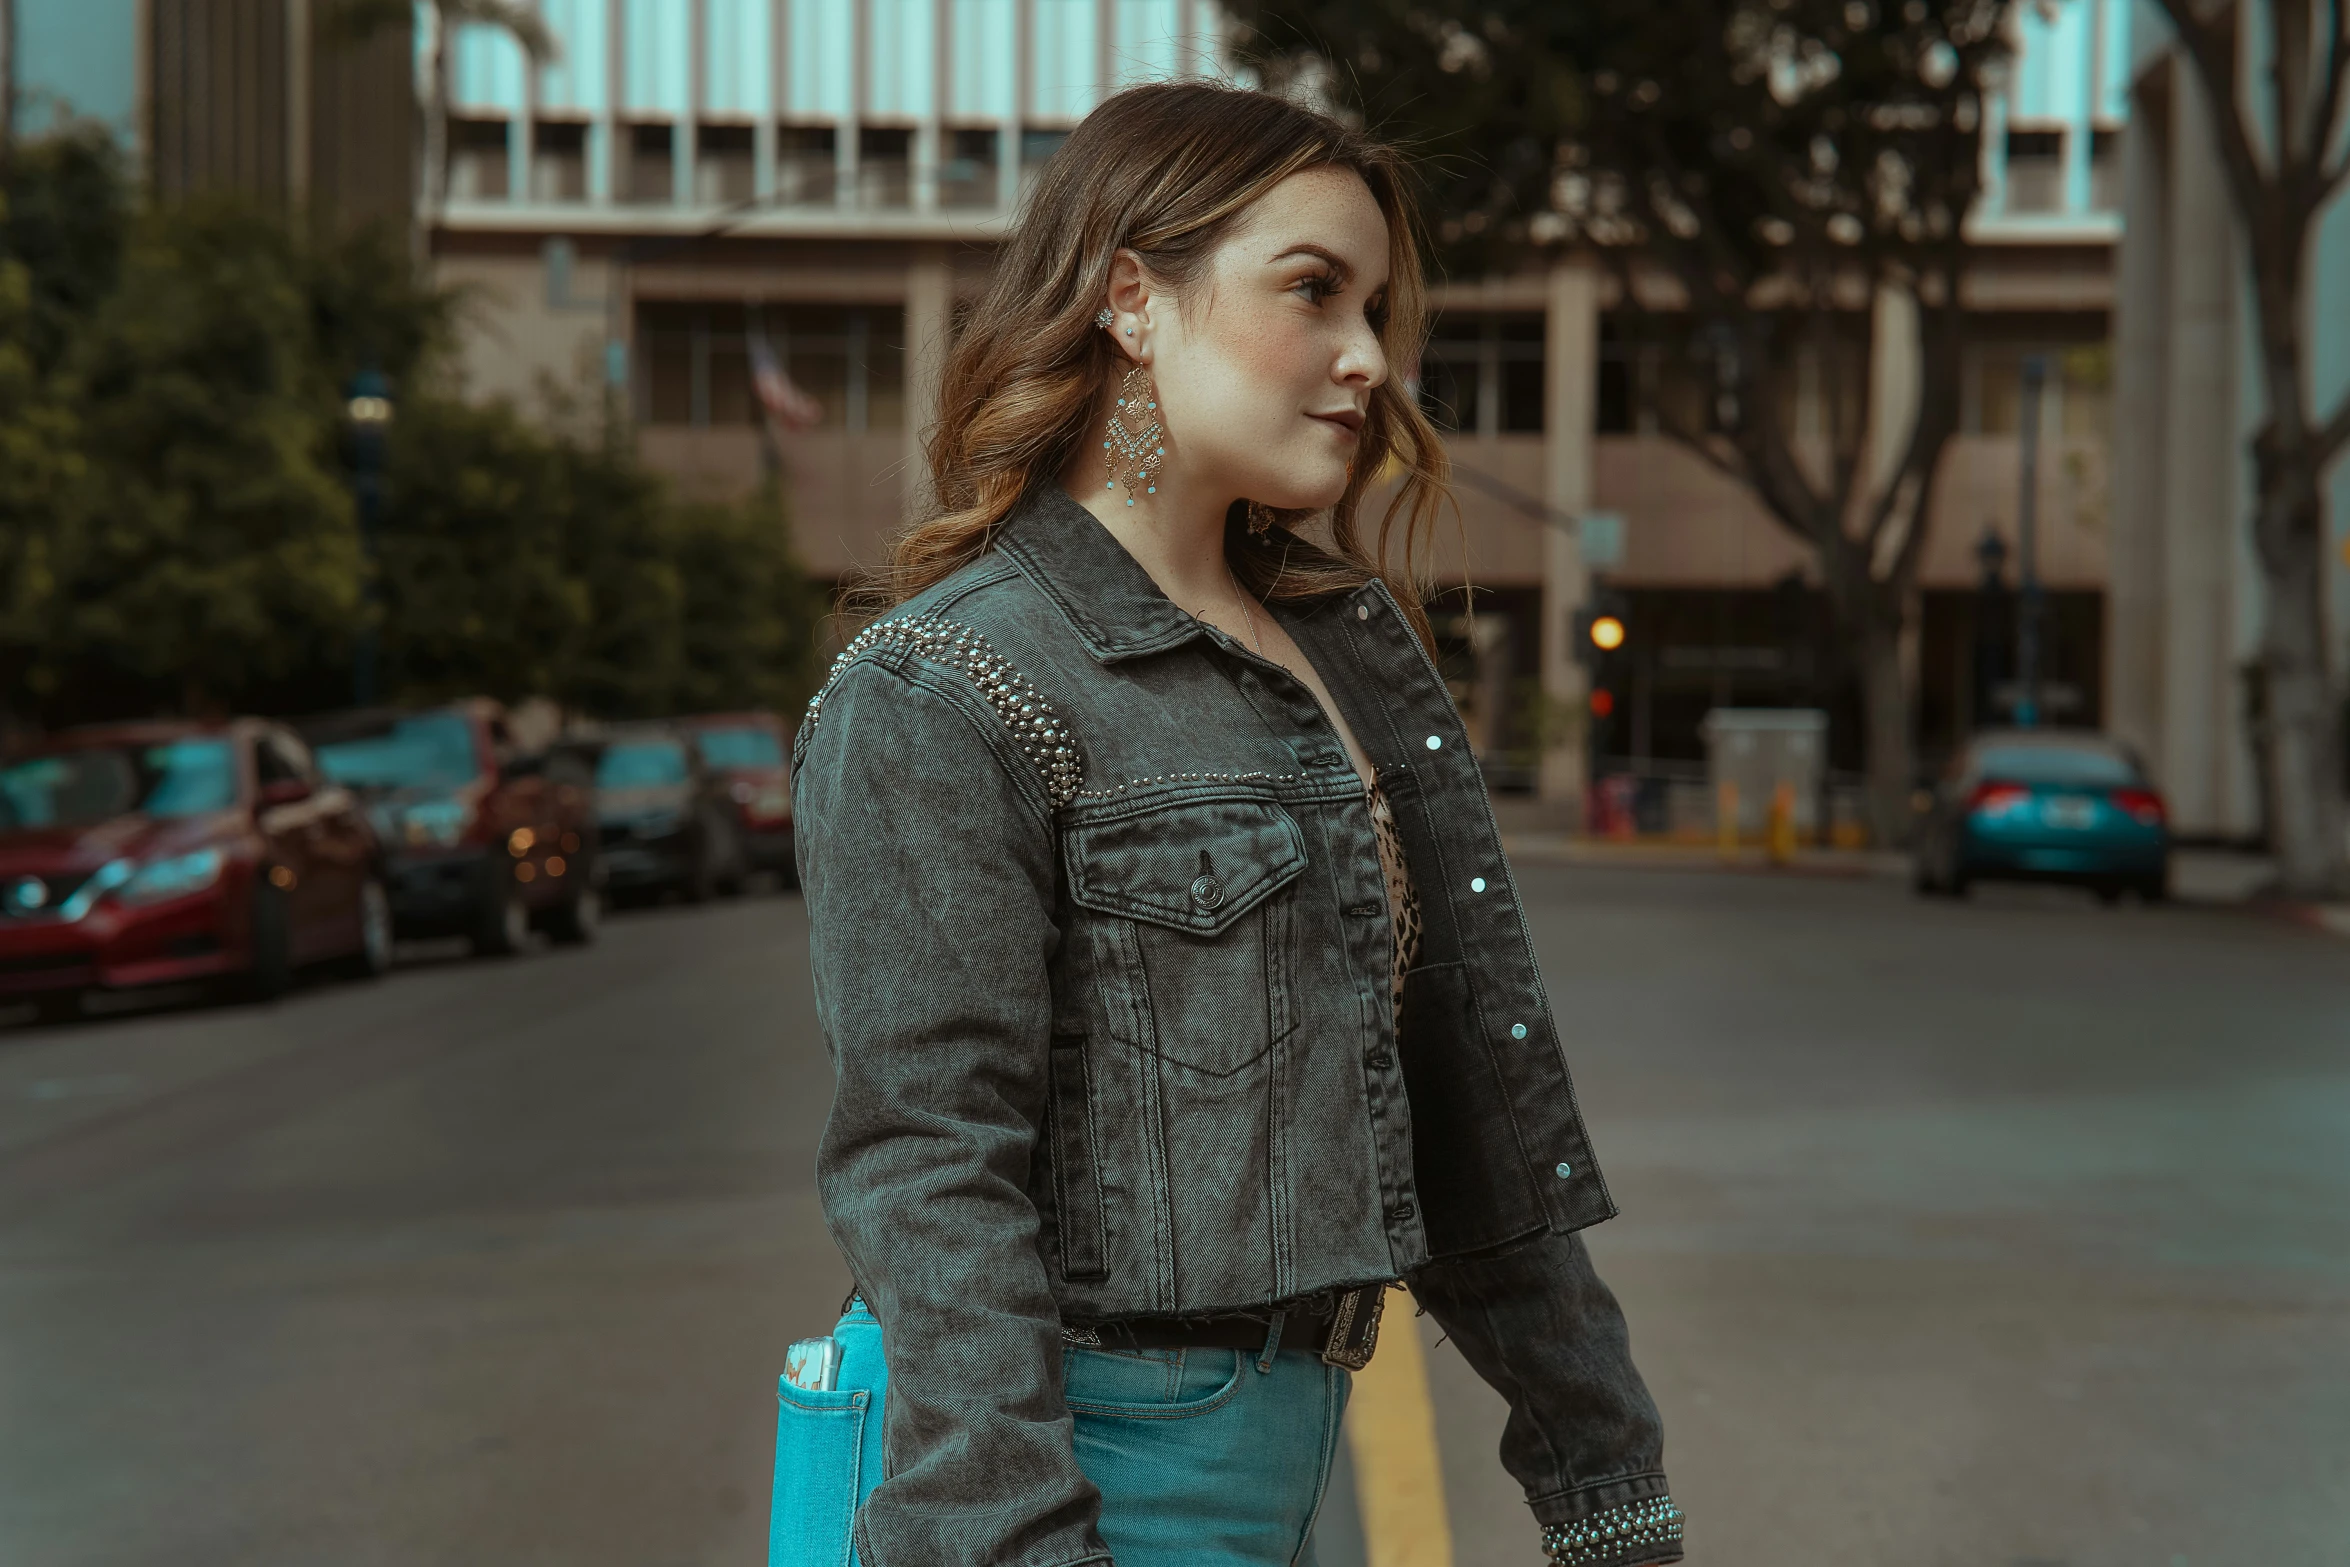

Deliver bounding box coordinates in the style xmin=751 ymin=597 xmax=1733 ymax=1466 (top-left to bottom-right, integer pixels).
xmin=1065 ymin=798 xmax=1309 ymax=1077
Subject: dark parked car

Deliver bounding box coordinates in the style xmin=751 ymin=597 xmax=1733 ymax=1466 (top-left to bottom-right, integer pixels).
xmin=679 ymin=711 xmax=794 ymax=884
xmin=0 ymin=720 xmax=391 ymax=1021
xmin=592 ymin=726 xmax=748 ymax=903
xmin=1915 ymin=729 xmax=2169 ymax=902
xmin=305 ymin=701 xmax=601 ymax=954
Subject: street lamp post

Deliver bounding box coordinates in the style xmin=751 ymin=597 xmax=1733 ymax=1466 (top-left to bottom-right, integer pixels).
xmin=1974 ymin=524 xmax=2009 ymax=729
xmin=2013 ymin=354 xmax=2047 ymax=728
xmin=345 ymin=369 xmax=395 ymax=706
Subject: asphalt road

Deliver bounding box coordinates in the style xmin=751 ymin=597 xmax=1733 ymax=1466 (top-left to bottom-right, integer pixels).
xmin=1 ymin=862 xmax=2344 ymax=1566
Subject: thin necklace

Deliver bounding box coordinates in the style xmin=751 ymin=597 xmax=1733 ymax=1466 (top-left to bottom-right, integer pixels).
xmin=1231 ymin=577 xmax=1267 ymax=657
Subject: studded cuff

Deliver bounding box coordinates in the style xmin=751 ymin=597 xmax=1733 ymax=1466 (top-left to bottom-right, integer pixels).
xmin=1540 ymin=1494 xmax=1684 ymax=1565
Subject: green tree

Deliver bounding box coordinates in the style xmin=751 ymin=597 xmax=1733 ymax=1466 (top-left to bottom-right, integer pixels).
xmin=0 ymin=123 xmax=823 ymax=729
xmin=0 ymin=222 xmax=84 ymax=715
xmin=1232 ymin=0 xmax=2009 ymax=840
xmin=670 ymin=485 xmax=829 ymax=715
xmin=0 ymin=127 xmax=129 ymax=375
xmin=45 ymin=202 xmax=362 ymax=715
xmin=374 ymin=392 xmax=597 ymax=704
xmin=376 ymin=397 xmax=825 ymax=719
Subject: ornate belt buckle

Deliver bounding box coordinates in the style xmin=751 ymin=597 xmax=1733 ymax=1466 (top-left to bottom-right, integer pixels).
xmin=1319 ymin=1286 xmax=1385 ymax=1370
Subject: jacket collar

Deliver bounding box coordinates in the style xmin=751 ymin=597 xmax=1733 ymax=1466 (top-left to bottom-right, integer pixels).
xmin=994 ymin=486 xmax=1209 ymax=663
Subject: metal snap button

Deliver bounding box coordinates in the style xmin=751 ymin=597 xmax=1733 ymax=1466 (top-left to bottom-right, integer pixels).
xmin=1425 ymin=734 xmax=1442 ymax=750
xmin=1511 ymin=1023 xmax=1528 ymax=1039
xmin=1471 ymin=876 xmax=1487 ymax=893
xmin=1190 ymin=873 xmax=1225 ymax=910
xmin=1356 ymin=603 xmax=1370 ymax=620
xmin=1554 ymin=1162 xmax=1573 ymax=1179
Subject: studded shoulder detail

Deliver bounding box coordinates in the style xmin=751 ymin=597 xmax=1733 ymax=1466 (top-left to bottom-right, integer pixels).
xmin=803 ymin=613 xmax=1085 ymax=809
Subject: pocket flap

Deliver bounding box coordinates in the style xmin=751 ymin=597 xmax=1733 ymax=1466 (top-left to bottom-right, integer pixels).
xmin=1066 ymin=798 xmax=1308 ymax=934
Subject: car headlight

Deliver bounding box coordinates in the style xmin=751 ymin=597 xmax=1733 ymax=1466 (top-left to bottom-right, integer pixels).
xmin=58 ymin=859 xmax=135 ymax=922
xmin=115 ymin=847 xmax=227 ymax=907
xmin=402 ymin=798 xmax=474 ymax=847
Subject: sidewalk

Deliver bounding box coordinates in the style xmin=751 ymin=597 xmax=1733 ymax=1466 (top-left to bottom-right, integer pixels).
xmin=1487 ymin=794 xmax=2350 ymax=932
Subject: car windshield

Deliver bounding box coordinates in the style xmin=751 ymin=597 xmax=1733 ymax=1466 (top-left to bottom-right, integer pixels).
xmin=1973 ymin=742 xmax=2140 ymax=787
xmin=598 ymin=741 xmax=688 ymax=788
xmin=314 ymin=713 xmax=480 ymax=792
xmin=0 ymin=739 xmax=237 ymax=829
xmin=694 ymin=726 xmax=783 ymax=769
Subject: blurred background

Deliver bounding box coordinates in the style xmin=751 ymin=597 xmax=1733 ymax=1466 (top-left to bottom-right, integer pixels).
xmin=0 ymin=2 xmax=2344 ymax=1564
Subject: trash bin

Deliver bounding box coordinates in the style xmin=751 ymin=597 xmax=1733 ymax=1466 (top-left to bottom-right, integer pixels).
xmin=1699 ymin=709 xmax=1828 ymax=843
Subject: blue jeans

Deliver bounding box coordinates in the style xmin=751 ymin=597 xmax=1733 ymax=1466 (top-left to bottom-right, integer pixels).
xmin=1064 ymin=1343 xmax=1351 ymax=1567
xmin=771 ymin=1306 xmax=1351 ymax=1567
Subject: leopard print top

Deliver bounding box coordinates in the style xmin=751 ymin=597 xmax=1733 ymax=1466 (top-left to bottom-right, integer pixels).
xmin=1367 ymin=779 xmax=1422 ymax=1015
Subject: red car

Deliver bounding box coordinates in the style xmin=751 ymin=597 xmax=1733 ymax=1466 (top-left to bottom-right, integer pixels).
xmin=679 ymin=711 xmax=795 ymax=885
xmin=0 ymin=720 xmax=391 ymax=1023
xmin=304 ymin=700 xmax=602 ymax=953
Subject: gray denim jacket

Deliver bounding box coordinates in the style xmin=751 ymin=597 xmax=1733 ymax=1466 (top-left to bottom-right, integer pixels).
xmin=793 ymin=488 xmax=1679 ymax=1567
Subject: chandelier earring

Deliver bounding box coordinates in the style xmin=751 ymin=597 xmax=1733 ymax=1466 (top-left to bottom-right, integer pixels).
xmin=1101 ymin=361 xmax=1165 ymax=508
xmin=1245 ymin=501 xmax=1276 ymax=537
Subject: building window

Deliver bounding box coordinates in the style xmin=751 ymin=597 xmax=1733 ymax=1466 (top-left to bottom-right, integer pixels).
xmin=858 ymin=126 xmax=913 ymax=208
xmin=449 ymin=119 xmax=509 ymax=200
xmin=941 ymin=127 xmax=1001 ymax=209
xmin=2089 ymin=128 xmax=2121 ymax=212
xmin=532 ymin=121 xmax=587 ymax=202
xmin=637 ymin=302 xmax=907 ymax=434
xmin=1020 ymin=126 xmax=1070 ymax=194
xmin=624 ymin=122 xmax=675 ymax=203
xmin=697 ymin=124 xmax=755 ymax=204
xmin=777 ymin=126 xmax=837 ymax=205
xmin=1964 ymin=320 xmax=2111 ymax=437
xmin=2003 ymin=128 xmax=2065 ymax=214
xmin=1596 ymin=318 xmax=1636 ymax=434
xmin=1420 ymin=314 xmax=1545 ymax=436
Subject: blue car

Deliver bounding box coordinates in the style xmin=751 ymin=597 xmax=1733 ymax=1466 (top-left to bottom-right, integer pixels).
xmin=1914 ymin=730 xmax=2169 ymax=903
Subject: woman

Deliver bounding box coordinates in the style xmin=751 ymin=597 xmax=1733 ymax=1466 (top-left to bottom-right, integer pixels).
xmin=793 ymin=82 xmax=1680 ymax=1567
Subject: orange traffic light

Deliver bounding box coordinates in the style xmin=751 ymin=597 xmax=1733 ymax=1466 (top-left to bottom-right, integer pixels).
xmin=1589 ymin=614 xmax=1626 ymax=652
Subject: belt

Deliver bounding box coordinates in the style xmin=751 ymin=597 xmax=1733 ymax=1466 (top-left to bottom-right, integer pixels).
xmin=1059 ymin=1285 xmax=1388 ymax=1371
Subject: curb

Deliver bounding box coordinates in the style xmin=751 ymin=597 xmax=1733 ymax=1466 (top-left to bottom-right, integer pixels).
xmin=1503 ymin=836 xmax=2350 ymax=941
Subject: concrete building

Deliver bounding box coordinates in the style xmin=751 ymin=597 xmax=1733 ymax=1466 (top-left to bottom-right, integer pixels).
xmin=2107 ymin=0 xmax=2350 ymax=840
xmin=2 ymin=0 xmax=413 ymax=235
xmin=408 ymin=1 xmax=2132 ymax=803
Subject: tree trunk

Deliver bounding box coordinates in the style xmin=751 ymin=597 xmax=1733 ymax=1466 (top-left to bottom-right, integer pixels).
xmin=1856 ymin=597 xmax=1915 ymax=847
xmin=2253 ymin=478 xmax=2346 ymax=895
xmin=420 ymin=10 xmax=450 ymax=222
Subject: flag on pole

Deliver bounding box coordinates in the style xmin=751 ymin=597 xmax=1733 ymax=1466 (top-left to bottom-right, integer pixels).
xmin=748 ymin=330 xmax=825 ymax=436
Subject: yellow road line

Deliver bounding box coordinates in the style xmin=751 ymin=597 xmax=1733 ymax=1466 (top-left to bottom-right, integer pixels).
xmin=1344 ymin=1288 xmax=1454 ymax=1567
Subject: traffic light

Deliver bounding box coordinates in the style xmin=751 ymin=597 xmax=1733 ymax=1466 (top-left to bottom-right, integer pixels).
xmin=1570 ymin=594 xmax=1630 ymax=666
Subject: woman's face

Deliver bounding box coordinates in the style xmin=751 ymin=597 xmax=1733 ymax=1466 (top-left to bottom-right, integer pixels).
xmin=1112 ymin=166 xmax=1392 ymax=514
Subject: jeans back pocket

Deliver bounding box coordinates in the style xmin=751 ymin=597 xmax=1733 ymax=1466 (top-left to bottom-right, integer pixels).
xmin=770 ymin=1306 xmax=888 ymax=1567
xmin=769 ymin=1383 xmax=868 ymax=1567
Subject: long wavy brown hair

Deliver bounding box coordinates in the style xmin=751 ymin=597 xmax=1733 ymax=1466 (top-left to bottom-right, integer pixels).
xmin=868 ymin=81 xmax=1452 ymax=643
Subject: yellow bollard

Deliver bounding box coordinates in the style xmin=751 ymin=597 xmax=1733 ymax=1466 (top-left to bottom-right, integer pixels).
xmin=1716 ymin=779 xmax=1739 ymax=857
xmin=1768 ymin=781 xmax=1797 ymax=865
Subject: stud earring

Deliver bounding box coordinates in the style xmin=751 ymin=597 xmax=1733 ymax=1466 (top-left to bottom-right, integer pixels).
xmin=1094 ymin=307 xmax=1114 ymax=330
xmin=1101 ymin=362 xmax=1165 ymax=508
